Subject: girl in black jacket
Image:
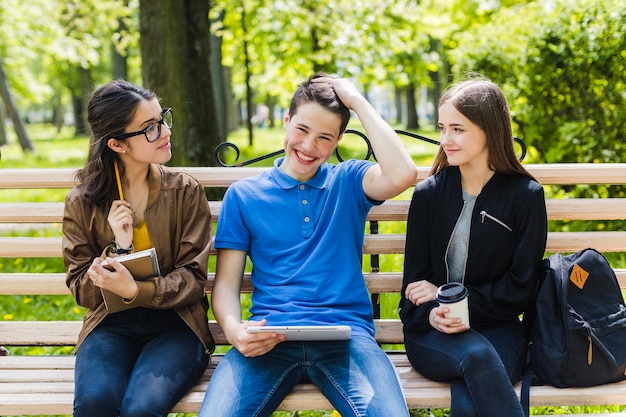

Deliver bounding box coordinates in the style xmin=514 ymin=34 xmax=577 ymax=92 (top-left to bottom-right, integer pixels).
xmin=399 ymin=76 xmax=547 ymax=417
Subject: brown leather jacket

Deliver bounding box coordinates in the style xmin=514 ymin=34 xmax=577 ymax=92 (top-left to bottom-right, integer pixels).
xmin=62 ymin=164 xmax=214 ymax=355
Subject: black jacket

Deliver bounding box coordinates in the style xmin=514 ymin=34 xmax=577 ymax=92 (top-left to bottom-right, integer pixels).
xmin=399 ymin=166 xmax=547 ymax=333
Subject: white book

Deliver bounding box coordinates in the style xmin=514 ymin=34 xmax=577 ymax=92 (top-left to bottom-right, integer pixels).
xmin=246 ymin=325 xmax=351 ymax=341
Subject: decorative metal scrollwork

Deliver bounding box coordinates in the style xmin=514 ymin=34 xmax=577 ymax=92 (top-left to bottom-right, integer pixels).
xmin=394 ymin=129 xmax=527 ymax=162
xmin=214 ymin=129 xmax=526 ymax=167
xmin=337 ymin=129 xmax=374 ymax=162
xmin=214 ymin=142 xmax=284 ymax=167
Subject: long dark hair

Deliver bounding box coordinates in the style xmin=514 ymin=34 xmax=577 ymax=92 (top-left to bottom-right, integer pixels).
xmin=76 ymin=80 xmax=156 ymax=205
xmin=288 ymin=72 xmax=351 ymax=134
xmin=430 ymin=76 xmax=535 ymax=181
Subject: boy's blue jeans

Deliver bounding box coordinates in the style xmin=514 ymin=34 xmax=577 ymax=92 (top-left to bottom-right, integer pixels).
xmin=73 ymin=308 xmax=209 ymax=417
xmin=404 ymin=320 xmax=527 ymax=417
xmin=198 ymin=334 xmax=409 ymax=417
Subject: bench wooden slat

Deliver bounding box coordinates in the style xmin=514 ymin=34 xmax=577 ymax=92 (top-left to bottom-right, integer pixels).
xmin=362 ymin=231 xmax=626 ymax=255
xmin=0 ymin=202 xmax=65 ymax=223
xmin=1 ymin=354 xmax=624 ymax=415
xmin=4 ymin=198 xmax=626 ymax=224
xmin=4 ymin=231 xmax=626 ymax=258
xmin=0 ymin=167 xmax=268 ymax=189
xmin=0 ymin=202 xmax=222 ymax=224
xmin=0 ymin=319 xmax=406 ymax=346
xmin=546 ymin=231 xmax=626 ymax=253
xmin=525 ymin=163 xmax=626 ymax=184
xmin=3 ymin=384 xmax=624 ymax=415
xmin=0 ymin=237 xmax=61 ymax=257
xmin=2 ymin=270 xmax=626 ymax=297
xmin=3 ymin=164 xmax=626 ymax=189
xmin=545 ymin=198 xmax=626 ymax=221
xmin=0 ymin=271 xmax=409 ymax=295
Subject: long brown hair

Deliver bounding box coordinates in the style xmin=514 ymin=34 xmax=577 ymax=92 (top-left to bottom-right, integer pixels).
xmin=76 ymin=80 xmax=156 ymax=205
xmin=430 ymin=76 xmax=535 ymax=180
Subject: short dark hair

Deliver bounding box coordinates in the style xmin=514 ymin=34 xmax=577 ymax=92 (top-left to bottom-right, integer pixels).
xmin=288 ymin=72 xmax=351 ymax=134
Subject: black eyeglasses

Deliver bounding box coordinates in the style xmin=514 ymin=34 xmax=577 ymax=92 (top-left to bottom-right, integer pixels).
xmin=114 ymin=108 xmax=173 ymax=143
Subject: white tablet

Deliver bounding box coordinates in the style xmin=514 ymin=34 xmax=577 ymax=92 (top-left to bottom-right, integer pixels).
xmin=246 ymin=325 xmax=351 ymax=341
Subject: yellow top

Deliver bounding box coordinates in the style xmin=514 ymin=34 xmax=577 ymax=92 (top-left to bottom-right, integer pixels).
xmin=132 ymin=220 xmax=152 ymax=251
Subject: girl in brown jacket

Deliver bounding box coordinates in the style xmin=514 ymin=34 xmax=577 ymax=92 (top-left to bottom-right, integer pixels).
xmin=62 ymin=80 xmax=214 ymax=417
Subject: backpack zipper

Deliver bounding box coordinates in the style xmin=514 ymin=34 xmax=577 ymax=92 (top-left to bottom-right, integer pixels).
xmin=480 ymin=210 xmax=512 ymax=232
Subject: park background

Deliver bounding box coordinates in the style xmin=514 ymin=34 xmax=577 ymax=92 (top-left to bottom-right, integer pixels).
xmin=1 ymin=0 xmax=625 ymax=416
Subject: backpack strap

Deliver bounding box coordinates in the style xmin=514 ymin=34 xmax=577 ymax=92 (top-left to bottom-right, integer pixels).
xmin=520 ymin=347 xmax=543 ymax=417
xmin=520 ymin=372 xmax=532 ymax=417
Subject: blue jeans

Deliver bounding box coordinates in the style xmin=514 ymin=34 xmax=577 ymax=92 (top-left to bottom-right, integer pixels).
xmin=198 ymin=334 xmax=409 ymax=417
xmin=74 ymin=308 xmax=209 ymax=417
xmin=404 ymin=320 xmax=526 ymax=417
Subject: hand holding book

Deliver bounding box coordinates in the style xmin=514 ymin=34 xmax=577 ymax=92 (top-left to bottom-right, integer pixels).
xmin=100 ymin=247 xmax=161 ymax=313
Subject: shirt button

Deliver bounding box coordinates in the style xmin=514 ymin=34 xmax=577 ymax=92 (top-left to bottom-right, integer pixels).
xmin=299 ymin=184 xmax=305 ymax=190
xmin=302 ymin=199 xmax=308 ymax=205
xmin=304 ymin=217 xmax=310 ymax=222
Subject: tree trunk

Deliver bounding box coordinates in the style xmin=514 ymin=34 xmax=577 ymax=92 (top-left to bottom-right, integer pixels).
xmin=223 ymin=66 xmax=239 ymax=132
xmin=51 ymin=94 xmax=64 ymax=133
xmin=240 ymin=2 xmax=254 ymax=147
xmin=71 ymin=66 xmax=92 ymax=137
xmin=395 ymin=87 xmax=403 ymax=126
xmin=139 ymin=0 xmax=223 ymax=169
xmin=429 ymin=70 xmax=441 ymax=130
xmin=266 ymin=95 xmax=276 ymax=129
xmin=405 ymin=83 xmax=420 ymax=130
xmin=111 ymin=16 xmax=129 ymax=80
xmin=0 ymin=54 xmax=34 ymax=152
xmin=0 ymin=103 xmax=7 ymax=147
xmin=210 ymin=9 xmax=229 ymax=141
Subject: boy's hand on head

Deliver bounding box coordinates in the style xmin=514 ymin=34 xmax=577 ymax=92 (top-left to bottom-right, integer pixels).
xmin=311 ymin=76 xmax=363 ymax=110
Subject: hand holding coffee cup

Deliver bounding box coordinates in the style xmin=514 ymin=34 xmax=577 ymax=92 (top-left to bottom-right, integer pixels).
xmin=436 ymin=283 xmax=470 ymax=328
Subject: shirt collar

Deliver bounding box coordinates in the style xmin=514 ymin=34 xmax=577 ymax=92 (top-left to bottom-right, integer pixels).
xmin=271 ymin=157 xmax=328 ymax=190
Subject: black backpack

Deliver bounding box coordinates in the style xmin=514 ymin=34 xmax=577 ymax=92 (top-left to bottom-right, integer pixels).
xmin=526 ymin=248 xmax=626 ymax=388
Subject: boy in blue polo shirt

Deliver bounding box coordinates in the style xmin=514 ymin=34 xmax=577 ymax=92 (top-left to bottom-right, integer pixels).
xmin=199 ymin=73 xmax=416 ymax=417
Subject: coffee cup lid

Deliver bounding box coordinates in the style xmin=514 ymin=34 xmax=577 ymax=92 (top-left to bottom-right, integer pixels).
xmin=436 ymin=283 xmax=468 ymax=302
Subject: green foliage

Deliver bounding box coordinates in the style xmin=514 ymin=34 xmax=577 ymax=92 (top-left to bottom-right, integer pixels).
xmin=0 ymin=124 xmax=88 ymax=170
xmin=449 ymin=0 xmax=626 ymax=163
xmin=0 ymin=0 xmax=139 ymax=116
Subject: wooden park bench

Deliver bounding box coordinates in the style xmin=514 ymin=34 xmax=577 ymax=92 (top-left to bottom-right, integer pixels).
xmin=1 ymin=139 xmax=626 ymax=415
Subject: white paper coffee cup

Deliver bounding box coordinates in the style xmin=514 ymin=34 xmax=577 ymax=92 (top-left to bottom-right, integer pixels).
xmin=436 ymin=283 xmax=470 ymax=327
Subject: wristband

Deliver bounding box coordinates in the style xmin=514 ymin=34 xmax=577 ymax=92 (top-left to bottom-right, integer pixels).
xmin=108 ymin=241 xmax=134 ymax=255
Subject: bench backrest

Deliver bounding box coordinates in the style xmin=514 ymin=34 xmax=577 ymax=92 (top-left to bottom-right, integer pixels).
xmin=1 ymin=164 xmax=626 ymax=347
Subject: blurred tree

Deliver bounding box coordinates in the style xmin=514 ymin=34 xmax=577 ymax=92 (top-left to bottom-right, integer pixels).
xmin=0 ymin=0 xmax=43 ymax=152
xmin=58 ymin=0 xmax=131 ymax=137
xmin=139 ymin=0 xmax=223 ymax=167
xmin=0 ymin=54 xmax=33 ymax=152
xmin=111 ymin=12 xmax=129 ymax=80
xmin=0 ymin=104 xmax=6 ymax=148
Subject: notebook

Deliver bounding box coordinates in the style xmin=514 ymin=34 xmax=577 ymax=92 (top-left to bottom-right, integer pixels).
xmin=246 ymin=325 xmax=351 ymax=341
xmin=100 ymin=247 xmax=160 ymax=313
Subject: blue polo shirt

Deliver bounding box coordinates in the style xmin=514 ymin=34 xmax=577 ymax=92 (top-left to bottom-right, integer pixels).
xmin=214 ymin=157 xmax=380 ymax=336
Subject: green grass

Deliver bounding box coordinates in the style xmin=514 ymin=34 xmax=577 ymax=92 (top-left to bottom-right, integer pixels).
xmin=1 ymin=124 xmax=625 ymax=416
